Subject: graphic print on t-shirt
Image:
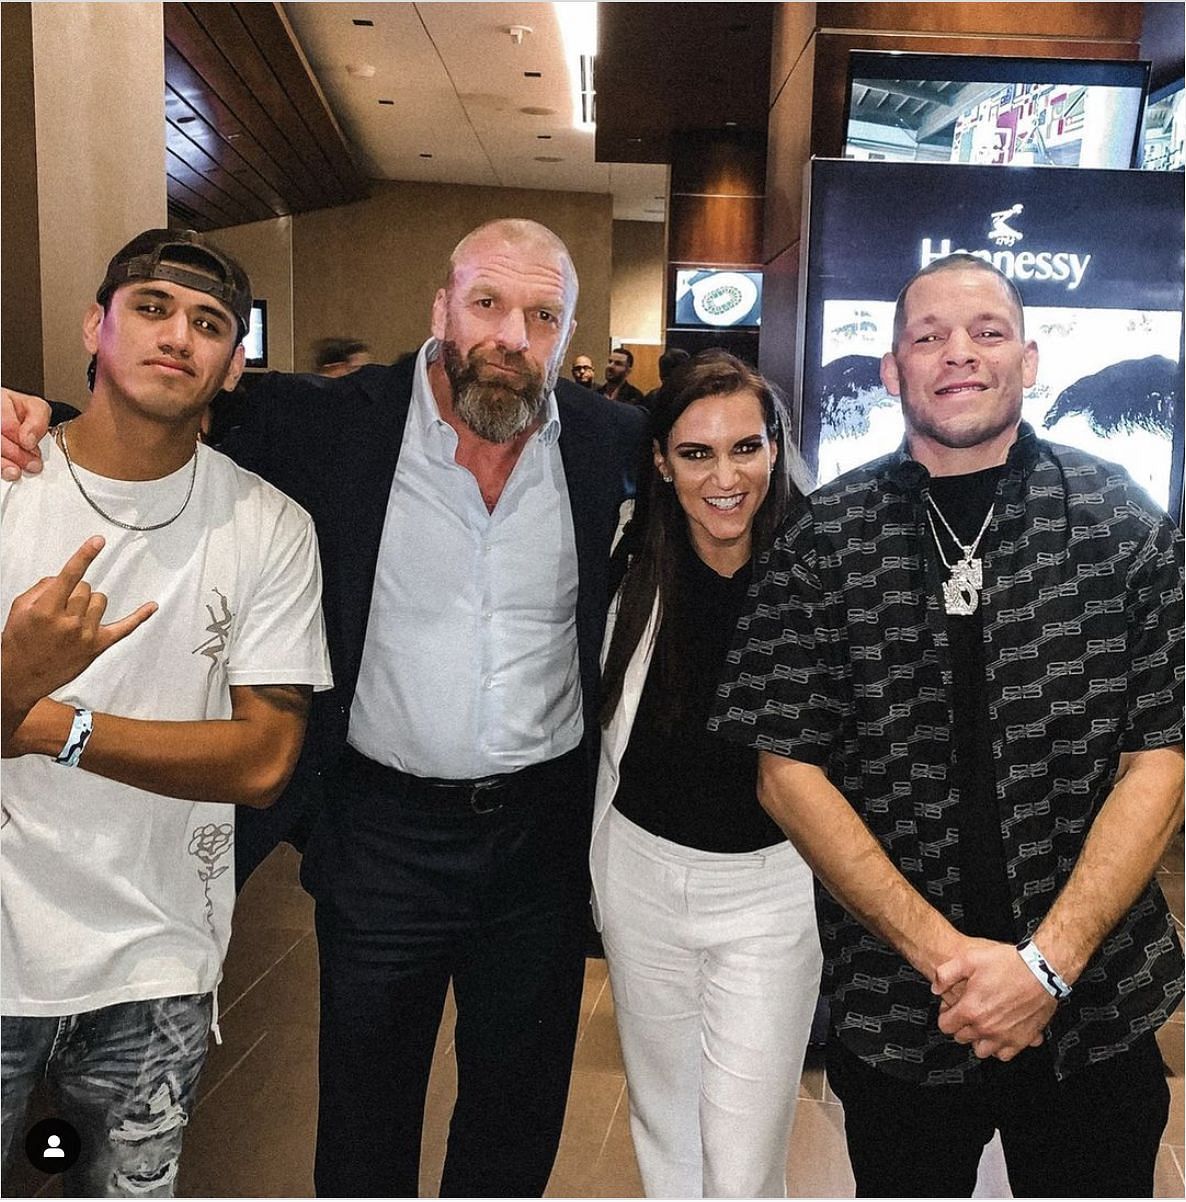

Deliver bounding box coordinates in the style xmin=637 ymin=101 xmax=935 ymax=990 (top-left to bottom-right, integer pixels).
xmin=188 ymin=822 xmax=234 ymax=934
xmin=192 ymin=588 xmax=235 ymax=684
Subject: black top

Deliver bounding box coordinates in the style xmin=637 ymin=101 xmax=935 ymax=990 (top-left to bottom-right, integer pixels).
xmin=928 ymin=466 xmax=1013 ymax=944
xmin=598 ymin=380 xmax=646 ymax=407
xmin=614 ymin=542 xmax=784 ymax=853
xmin=710 ymin=425 xmax=1185 ymax=1082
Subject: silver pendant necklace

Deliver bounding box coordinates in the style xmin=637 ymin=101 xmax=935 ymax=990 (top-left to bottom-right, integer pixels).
xmin=55 ymin=421 xmax=198 ymax=533
xmin=926 ymin=494 xmax=994 ymax=616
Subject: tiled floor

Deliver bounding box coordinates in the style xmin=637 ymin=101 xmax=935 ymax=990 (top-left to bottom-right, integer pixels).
xmin=7 ymin=836 xmax=1184 ymax=1198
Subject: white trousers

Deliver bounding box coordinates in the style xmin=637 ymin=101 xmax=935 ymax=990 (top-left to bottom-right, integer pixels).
xmin=599 ymin=808 xmax=823 ymax=1198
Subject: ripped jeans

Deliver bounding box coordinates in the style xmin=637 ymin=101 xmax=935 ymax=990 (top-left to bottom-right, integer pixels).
xmin=1 ymin=994 xmax=211 ymax=1197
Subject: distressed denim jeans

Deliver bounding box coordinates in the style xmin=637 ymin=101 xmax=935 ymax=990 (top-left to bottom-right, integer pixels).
xmin=1 ymin=993 xmax=212 ymax=1197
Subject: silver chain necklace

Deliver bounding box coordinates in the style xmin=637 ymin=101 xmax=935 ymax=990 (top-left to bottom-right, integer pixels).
xmin=55 ymin=422 xmax=198 ymax=533
xmin=926 ymin=493 xmax=994 ymax=616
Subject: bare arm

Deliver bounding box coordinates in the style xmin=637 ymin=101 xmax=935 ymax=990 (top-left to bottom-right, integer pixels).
xmin=5 ymin=683 xmax=312 ymax=808
xmin=1 ymin=387 xmax=52 ymax=479
xmin=757 ymin=752 xmax=970 ymax=980
xmin=2 ymin=537 xmax=156 ymax=748
xmin=935 ymin=745 xmax=1184 ymax=1056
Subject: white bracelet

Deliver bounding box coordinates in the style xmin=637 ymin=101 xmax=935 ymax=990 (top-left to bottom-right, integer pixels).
xmin=54 ymin=708 xmax=93 ymax=768
xmin=1016 ymin=937 xmax=1071 ymax=1001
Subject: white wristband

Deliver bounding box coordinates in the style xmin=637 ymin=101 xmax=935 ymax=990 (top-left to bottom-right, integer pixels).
xmin=54 ymin=708 xmax=93 ymax=768
xmin=1016 ymin=937 xmax=1071 ymax=1001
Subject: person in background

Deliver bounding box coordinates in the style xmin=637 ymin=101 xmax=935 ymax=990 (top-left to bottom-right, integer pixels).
xmin=599 ymin=346 xmax=646 ymax=406
xmin=571 ymin=354 xmax=596 ymax=387
xmin=710 ymin=253 xmax=1183 ymax=1197
xmin=0 ymin=228 xmax=331 ymax=1196
xmin=592 ymin=350 xmax=822 ymax=1197
xmin=641 ymin=345 xmax=691 ymax=412
xmin=313 ymin=337 xmax=371 ymax=377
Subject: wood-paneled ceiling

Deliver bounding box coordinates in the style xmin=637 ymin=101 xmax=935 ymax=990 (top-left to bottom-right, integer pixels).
xmin=164 ymin=3 xmax=368 ymax=231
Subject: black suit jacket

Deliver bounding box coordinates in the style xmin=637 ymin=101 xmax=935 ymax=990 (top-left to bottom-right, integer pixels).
xmin=597 ymin=380 xmax=646 ymax=407
xmin=226 ymin=355 xmax=646 ymax=883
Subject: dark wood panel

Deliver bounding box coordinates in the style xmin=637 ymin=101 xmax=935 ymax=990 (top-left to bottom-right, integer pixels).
xmin=818 ymin=3 xmax=1143 ymax=41
xmin=668 ymin=194 xmax=764 ymax=266
xmin=166 ymin=149 xmax=260 ymax=228
xmin=810 ymin=31 xmax=1142 ymax=157
xmin=164 ymin=45 xmax=309 ymax=212
xmin=756 ymin=239 xmax=803 ymax=438
xmin=166 ymin=80 xmax=293 ymax=217
xmin=596 ymin=3 xmax=773 ymax=164
xmin=166 ymin=122 xmax=276 ymax=223
xmin=185 ymin=3 xmax=347 ymax=204
xmin=166 ymin=4 xmax=329 ymax=209
xmin=232 ymin=2 xmax=365 ymax=193
xmin=166 ymin=170 xmax=241 ymax=230
xmin=670 ymin=131 xmax=766 ymax=197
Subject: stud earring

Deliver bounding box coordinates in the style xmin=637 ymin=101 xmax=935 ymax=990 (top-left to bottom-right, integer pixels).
xmin=661 ymin=473 xmax=673 ymax=483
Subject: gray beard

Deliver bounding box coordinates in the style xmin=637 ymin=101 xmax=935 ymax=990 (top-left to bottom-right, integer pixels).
xmin=441 ymin=340 xmax=549 ymax=444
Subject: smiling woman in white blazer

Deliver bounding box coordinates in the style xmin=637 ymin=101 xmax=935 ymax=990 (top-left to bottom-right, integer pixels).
xmin=590 ymin=351 xmax=823 ymax=1199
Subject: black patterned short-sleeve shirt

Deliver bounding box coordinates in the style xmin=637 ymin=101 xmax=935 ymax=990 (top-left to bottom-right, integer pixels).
xmin=709 ymin=425 xmax=1184 ymax=1083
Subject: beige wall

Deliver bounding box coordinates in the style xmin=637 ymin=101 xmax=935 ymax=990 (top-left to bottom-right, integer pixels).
xmin=290 ymin=181 xmax=613 ymax=373
xmin=1 ymin=4 xmax=43 ymax=394
xmin=609 ymin=219 xmax=666 ymax=350
xmin=210 ymin=217 xmax=295 ymax=374
xmin=32 ymin=2 xmax=166 ymax=409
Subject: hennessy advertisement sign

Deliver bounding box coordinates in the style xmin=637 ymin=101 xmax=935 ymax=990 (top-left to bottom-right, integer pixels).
xmin=798 ymin=160 xmax=1184 ymax=511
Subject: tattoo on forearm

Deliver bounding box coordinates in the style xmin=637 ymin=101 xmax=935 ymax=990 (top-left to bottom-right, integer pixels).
xmin=248 ymin=684 xmax=312 ymax=718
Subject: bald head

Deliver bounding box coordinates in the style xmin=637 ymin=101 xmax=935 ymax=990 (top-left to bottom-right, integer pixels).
xmin=446 ymin=219 xmax=578 ymax=321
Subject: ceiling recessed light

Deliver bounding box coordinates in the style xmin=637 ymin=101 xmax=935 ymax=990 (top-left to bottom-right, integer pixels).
xmin=724 ymin=120 xmax=738 ymax=128
xmin=519 ymin=106 xmax=555 ymax=116
xmin=524 ymin=71 xmax=542 ymax=78
xmin=378 ymin=99 xmax=394 ymax=106
xmin=627 ymin=137 xmax=642 ymax=144
xmin=352 ymin=18 xmax=374 ymax=26
xmin=534 ymin=155 xmax=563 ymax=163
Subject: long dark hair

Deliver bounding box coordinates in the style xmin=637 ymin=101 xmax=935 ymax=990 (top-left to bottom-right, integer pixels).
xmin=600 ymin=350 xmax=810 ymax=728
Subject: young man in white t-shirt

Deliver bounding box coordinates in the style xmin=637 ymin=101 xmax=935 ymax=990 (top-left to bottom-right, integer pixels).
xmin=0 ymin=229 xmax=332 ymax=1196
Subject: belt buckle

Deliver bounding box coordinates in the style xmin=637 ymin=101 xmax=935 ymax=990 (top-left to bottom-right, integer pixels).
xmin=468 ymin=779 xmax=503 ymax=815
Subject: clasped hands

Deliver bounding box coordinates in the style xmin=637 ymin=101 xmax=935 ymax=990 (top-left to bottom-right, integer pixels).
xmin=931 ymin=935 xmax=1058 ymax=1062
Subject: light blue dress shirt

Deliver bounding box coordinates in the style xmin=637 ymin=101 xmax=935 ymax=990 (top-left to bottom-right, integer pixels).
xmin=347 ymin=340 xmax=583 ymax=778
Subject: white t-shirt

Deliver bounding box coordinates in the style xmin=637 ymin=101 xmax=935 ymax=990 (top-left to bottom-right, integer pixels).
xmin=1 ymin=435 xmax=333 ymax=1017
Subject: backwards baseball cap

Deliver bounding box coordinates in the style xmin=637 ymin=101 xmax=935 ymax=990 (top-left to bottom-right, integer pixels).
xmin=96 ymin=228 xmax=253 ymax=341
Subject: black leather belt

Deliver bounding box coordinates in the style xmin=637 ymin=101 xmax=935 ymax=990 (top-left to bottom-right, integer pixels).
xmin=341 ymin=744 xmax=582 ymax=815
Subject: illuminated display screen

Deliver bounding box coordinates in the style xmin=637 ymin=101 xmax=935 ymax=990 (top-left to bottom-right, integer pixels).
xmin=673 ymin=269 xmax=763 ymax=329
xmin=843 ymin=52 xmax=1149 ymax=171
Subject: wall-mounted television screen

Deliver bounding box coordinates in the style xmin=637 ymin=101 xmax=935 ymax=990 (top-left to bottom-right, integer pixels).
xmin=1142 ymin=79 xmax=1185 ymax=171
xmin=243 ymin=299 xmax=267 ymax=369
xmin=843 ymin=51 xmax=1150 ymax=170
xmin=673 ymin=268 xmax=763 ymax=329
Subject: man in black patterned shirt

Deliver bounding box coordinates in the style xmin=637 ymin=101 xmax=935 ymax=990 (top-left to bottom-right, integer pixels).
xmin=710 ymin=253 xmax=1184 ymax=1197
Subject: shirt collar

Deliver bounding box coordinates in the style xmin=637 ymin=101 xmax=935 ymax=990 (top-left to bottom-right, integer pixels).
xmin=885 ymin=421 xmax=1041 ymax=493
xmin=412 ymin=338 xmax=562 ymax=447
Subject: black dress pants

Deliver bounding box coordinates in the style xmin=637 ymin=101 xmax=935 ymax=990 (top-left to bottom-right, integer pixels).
xmin=826 ymin=1032 xmax=1170 ymax=1198
xmin=304 ymin=747 xmax=590 ymax=1198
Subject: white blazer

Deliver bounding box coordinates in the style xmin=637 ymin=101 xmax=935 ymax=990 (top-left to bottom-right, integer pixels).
xmin=589 ymin=589 xmax=660 ymax=931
